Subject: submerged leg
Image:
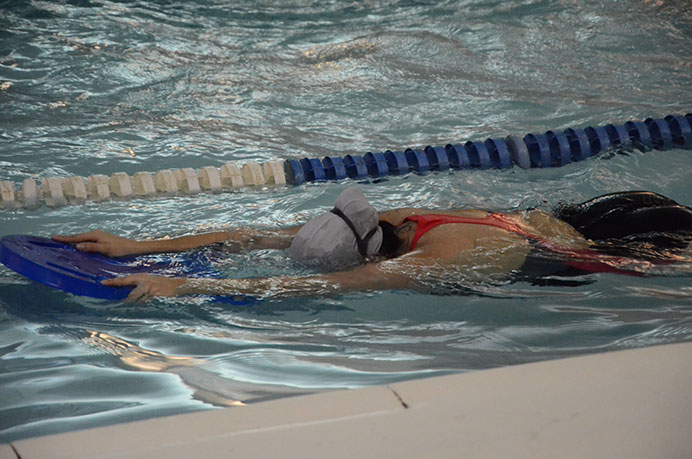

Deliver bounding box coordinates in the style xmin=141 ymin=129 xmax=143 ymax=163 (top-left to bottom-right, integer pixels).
xmin=518 ymin=192 xmax=692 ymax=283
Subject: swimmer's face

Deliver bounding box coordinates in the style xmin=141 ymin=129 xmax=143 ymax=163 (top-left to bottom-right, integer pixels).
xmin=376 ymin=221 xmax=410 ymax=259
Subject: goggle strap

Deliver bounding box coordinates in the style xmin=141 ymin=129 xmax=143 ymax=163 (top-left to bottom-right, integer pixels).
xmin=330 ymin=208 xmax=377 ymax=257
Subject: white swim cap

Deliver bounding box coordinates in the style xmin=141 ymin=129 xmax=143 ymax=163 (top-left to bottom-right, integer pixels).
xmin=289 ymin=187 xmax=383 ymax=267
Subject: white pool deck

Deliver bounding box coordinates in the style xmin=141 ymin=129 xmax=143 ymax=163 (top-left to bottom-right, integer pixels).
xmin=3 ymin=341 xmax=691 ymax=459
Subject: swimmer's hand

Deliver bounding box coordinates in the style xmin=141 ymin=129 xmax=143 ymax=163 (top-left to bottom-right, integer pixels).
xmin=52 ymin=230 xmax=141 ymax=257
xmin=102 ymin=274 xmax=186 ymax=302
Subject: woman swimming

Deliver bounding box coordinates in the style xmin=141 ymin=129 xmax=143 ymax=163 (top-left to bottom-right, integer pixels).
xmin=52 ymin=187 xmax=692 ymax=302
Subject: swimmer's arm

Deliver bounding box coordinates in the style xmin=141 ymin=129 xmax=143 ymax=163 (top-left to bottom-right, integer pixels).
xmin=140 ymin=227 xmax=303 ymax=254
xmin=226 ymin=226 xmax=302 ymax=251
xmin=103 ymin=257 xmax=427 ymax=301
xmin=173 ymin=253 xmax=443 ymax=300
xmin=52 ymin=230 xmax=233 ymax=257
xmin=175 ymin=262 xmax=416 ymax=298
xmin=53 ymin=226 xmax=302 ymax=258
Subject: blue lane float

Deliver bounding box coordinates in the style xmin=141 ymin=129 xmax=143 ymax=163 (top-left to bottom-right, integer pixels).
xmin=280 ymin=113 xmax=690 ymax=185
xmin=645 ymin=118 xmax=673 ymax=150
xmin=404 ymin=149 xmax=430 ymax=174
xmin=284 ymin=159 xmax=306 ymax=185
xmin=323 ymin=156 xmax=347 ymax=180
xmin=585 ymin=126 xmax=611 ymax=154
xmin=665 ymin=115 xmax=692 ymax=148
xmin=424 ymin=146 xmax=450 ymax=171
xmin=564 ymin=128 xmax=592 ymax=162
xmin=363 ymin=152 xmax=389 ymax=178
xmin=484 ymin=138 xmax=512 ymax=169
xmin=605 ymin=124 xmax=630 ymax=147
xmin=384 ymin=150 xmax=410 ymax=175
xmin=523 ymin=133 xmax=551 ymax=168
xmin=343 ymin=154 xmax=368 ymax=179
xmin=300 ymin=158 xmax=327 ymax=182
xmin=445 ymin=144 xmax=472 ymax=169
xmin=464 ymin=141 xmax=492 ymax=169
xmin=545 ymin=131 xmax=571 ymax=167
xmin=625 ymin=120 xmax=653 ymax=149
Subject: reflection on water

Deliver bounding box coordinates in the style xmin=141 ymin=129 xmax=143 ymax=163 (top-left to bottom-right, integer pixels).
xmin=629 ymin=286 xmax=692 ymax=300
xmin=82 ymin=330 xmax=321 ymax=407
xmin=84 ymin=331 xmax=206 ymax=373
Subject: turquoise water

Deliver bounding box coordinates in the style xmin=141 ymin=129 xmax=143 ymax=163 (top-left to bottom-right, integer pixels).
xmin=1 ymin=0 xmax=692 ymax=442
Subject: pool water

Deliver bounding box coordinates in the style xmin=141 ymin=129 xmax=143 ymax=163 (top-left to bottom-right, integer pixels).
xmin=1 ymin=0 xmax=691 ymax=442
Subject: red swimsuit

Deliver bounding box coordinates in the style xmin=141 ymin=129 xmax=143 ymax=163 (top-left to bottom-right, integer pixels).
xmin=403 ymin=213 xmax=654 ymax=276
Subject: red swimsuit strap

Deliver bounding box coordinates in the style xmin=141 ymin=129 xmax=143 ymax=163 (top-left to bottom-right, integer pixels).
xmin=402 ymin=213 xmax=653 ymax=276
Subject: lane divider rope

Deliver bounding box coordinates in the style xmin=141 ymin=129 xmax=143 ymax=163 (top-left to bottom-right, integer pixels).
xmin=283 ymin=113 xmax=691 ymax=184
xmin=1 ymin=114 xmax=689 ymax=210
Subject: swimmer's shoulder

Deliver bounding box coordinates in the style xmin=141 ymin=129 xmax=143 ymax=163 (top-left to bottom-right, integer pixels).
xmin=379 ymin=207 xmax=490 ymax=225
xmin=378 ymin=208 xmax=424 ymax=225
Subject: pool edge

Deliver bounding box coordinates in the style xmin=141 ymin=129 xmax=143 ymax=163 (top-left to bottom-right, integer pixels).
xmin=7 ymin=342 xmax=692 ymax=459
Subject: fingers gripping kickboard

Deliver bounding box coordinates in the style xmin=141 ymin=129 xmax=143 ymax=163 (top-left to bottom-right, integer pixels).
xmin=0 ymin=235 xmax=254 ymax=304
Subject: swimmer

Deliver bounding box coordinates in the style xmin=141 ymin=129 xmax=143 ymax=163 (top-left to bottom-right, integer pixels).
xmin=53 ymin=187 xmax=692 ymax=302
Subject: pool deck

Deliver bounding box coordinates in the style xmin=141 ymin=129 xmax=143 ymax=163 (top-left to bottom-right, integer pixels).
xmin=4 ymin=341 xmax=691 ymax=459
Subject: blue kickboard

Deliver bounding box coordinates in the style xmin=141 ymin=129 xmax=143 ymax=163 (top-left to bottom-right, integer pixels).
xmin=0 ymin=235 xmax=254 ymax=304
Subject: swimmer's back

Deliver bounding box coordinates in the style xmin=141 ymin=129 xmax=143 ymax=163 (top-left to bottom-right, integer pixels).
xmin=378 ymin=208 xmax=589 ymax=276
xmin=379 ymin=207 xmax=590 ymax=249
